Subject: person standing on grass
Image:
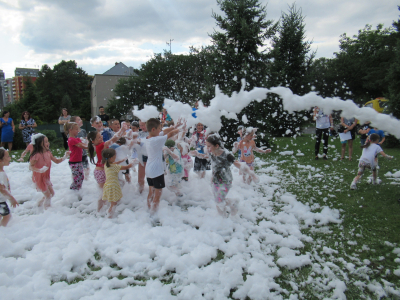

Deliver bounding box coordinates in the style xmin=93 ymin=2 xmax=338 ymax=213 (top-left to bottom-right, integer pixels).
xmin=350 ymin=133 xmax=393 ymax=190
xmin=145 ymin=118 xmax=179 ymax=214
xmin=367 ymin=127 xmax=385 ymax=146
xmin=58 ymin=108 xmax=71 ymax=150
xmin=340 ymin=117 xmax=358 ymax=161
xmin=358 ymin=121 xmax=372 ymax=146
xmin=313 ymin=106 xmax=334 ymax=160
xmin=0 ymin=111 xmax=15 ymax=151
xmin=97 ymin=106 xmax=109 ymax=123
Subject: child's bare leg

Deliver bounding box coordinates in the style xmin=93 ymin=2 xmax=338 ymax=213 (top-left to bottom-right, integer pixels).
xmin=97 ymin=183 xmax=105 ymax=212
xmin=147 ymin=187 xmax=154 ymax=210
xmin=125 ymin=173 xmax=131 ymax=183
xmin=108 ymin=201 xmax=118 ymax=218
xmin=43 ymin=189 xmax=53 ymax=209
xmin=348 ymin=140 xmax=353 ymax=160
xmin=0 ymin=214 xmax=11 ymax=226
xmin=151 ymin=188 xmax=162 ymax=213
xmin=199 ymin=171 xmax=205 ymax=179
xmin=84 ymin=168 xmax=90 ymax=180
xmin=372 ymin=170 xmax=377 ymax=184
xmin=341 ymin=143 xmax=346 ymax=159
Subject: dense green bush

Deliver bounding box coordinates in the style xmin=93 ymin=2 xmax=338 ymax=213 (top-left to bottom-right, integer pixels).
xmin=35 ymin=129 xmax=63 ymax=149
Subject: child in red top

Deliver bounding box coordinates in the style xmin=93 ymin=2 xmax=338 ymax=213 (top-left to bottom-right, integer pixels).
xmin=234 ymin=127 xmax=271 ymax=184
xmin=29 ymin=133 xmax=70 ymax=208
xmin=87 ymin=123 xmax=129 ymax=211
xmin=64 ymin=122 xmax=88 ymax=191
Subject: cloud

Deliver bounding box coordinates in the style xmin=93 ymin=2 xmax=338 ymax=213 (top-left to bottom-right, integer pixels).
xmin=0 ymin=0 xmax=398 ymax=77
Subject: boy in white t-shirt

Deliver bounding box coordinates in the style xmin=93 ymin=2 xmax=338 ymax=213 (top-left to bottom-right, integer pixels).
xmin=145 ymin=118 xmax=179 ymax=214
xmin=350 ymin=133 xmax=393 ymax=189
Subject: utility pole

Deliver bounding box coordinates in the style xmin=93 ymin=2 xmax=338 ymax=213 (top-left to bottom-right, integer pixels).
xmin=166 ymin=38 xmax=174 ymax=53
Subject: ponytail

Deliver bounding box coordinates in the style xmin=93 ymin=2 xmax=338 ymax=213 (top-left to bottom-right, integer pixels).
xmin=87 ymin=131 xmax=98 ymax=164
xmin=101 ymin=148 xmax=116 ymax=168
xmin=362 ymin=133 xmax=380 ymax=149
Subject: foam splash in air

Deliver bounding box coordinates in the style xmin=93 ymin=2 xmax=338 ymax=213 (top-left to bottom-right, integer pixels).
xmin=132 ymin=79 xmax=400 ymax=138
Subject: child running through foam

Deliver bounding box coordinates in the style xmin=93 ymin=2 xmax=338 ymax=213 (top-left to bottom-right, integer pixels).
xmin=190 ymin=134 xmax=259 ymax=216
xmin=233 ymin=127 xmax=271 ymax=184
xmin=87 ymin=122 xmax=129 ymax=211
xmin=101 ymin=148 xmax=133 ymax=218
xmin=29 ymin=134 xmax=70 ymax=209
xmin=350 ymin=133 xmax=393 ymax=190
xmin=0 ymin=148 xmax=19 ymax=226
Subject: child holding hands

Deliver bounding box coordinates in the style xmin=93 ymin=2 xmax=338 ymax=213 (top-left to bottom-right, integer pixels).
xmin=0 ymin=148 xmax=18 ymax=226
xmin=29 ymin=134 xmax=70 ymax=208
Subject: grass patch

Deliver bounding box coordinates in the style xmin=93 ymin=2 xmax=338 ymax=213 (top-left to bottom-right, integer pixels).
xmin=259 ymin=134 xmax=400 ymax=298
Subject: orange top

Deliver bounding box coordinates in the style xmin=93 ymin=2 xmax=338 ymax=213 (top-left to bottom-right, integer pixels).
xmin=239 ymin=139 xmax=255 ymax=164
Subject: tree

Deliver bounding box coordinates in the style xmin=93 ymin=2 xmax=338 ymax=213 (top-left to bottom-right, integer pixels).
xmin=35 ymin=60 xmax=91 ymax=122
xmin=332 ymin=24 xmax=396 ymax=103
xmin=207 ymin=0 xmax=278 ymax=146
xmin=209 ymin=0 xmax=277 ymax=93
xmin=263 ymin=4 xmax=315 ymax=136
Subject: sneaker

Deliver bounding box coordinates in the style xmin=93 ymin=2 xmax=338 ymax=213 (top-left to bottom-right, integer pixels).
xmin=323 ymin=156 xmax=328 ymax=160
xmin=315 ymin=156 xmax=319 ymax=160
xmin=350 ymin=182 xmax=357 ymax=190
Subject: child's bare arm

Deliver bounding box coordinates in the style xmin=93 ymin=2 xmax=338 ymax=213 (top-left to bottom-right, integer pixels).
xmin=254 ymin=146 xmax=271 ymax=154
xmin=120 ymin=163 xmax=133 ymax=170
xmin=50 ymin=151 xmax=70 ymax=164
xmin=167 ymin=128 xmax=180 ymax=139
xmin=380 ymin=151 xmax=393 ymax=159
xmin=0 ymin=184 xmax=18 ymax=207
xmin=189 ymin=150 xmax=209 ymax=159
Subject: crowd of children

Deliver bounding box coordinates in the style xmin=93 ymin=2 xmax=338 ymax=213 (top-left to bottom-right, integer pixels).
xmin=0 ymin=107 xmax=395 ymax=226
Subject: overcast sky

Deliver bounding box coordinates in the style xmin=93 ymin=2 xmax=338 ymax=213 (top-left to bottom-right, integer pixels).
xmin=0 ymin=0 xmax=398 ymax=78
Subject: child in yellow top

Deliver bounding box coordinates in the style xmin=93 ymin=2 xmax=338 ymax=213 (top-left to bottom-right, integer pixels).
xmin=101 ymin=148 xmax=133 ymax=218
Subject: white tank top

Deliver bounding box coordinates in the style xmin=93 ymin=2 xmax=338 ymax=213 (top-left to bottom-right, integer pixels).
xmin=315 ymin=109 xmax=330 ymax=129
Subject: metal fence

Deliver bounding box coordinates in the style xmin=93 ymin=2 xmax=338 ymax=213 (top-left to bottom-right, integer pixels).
xmin=37 ymin=121 xmax=94 ymax=137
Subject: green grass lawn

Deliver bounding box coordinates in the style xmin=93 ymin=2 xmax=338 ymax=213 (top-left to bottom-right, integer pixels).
xmin=261 ymin=133 xmax=400 ymax=299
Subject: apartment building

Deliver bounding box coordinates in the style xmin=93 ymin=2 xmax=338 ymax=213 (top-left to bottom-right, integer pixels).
xmin=11 ymin=68 xmax=39 ymax=101
xmin=91 ymin=62 xmax=137 ymax=117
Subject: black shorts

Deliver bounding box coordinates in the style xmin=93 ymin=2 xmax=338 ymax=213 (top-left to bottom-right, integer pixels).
xmin=147 ymin=174 xmax=165 ymax=189
xmin=194 ymin=157 xmax=208 ymax=172
xmin=0 ymin=202 xmax=10 ymax=216
xmin=123 ymin=159 xmax=130 ymax=175
xmin=82 ymin=155 xmax=89 ymax=169
xmin=142 ymin=155 xmax=148 ymax=163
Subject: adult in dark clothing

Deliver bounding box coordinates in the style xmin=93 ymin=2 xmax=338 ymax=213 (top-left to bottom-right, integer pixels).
xmin=97 ymin=106 xmax=110 ymax=123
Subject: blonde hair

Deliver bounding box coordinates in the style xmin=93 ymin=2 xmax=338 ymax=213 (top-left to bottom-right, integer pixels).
xmin=63 ymin=122 xmax=78 ymax=133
